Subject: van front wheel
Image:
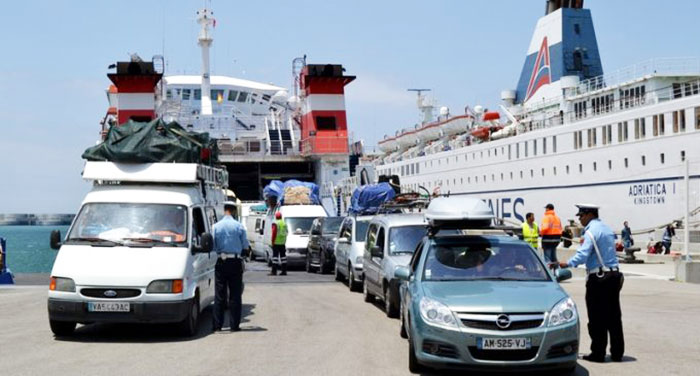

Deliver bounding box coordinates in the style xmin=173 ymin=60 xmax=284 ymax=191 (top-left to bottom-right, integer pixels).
xmin=178 ymin=297 xmax=199 ymax=337
xmin=49 ymin=320 xmax=76 ymax=336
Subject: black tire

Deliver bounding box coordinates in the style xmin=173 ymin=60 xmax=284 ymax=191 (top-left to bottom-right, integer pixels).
xmin=305 ymin=253 xmax=313 ymax=273
xmin=363 ymin=278 xmax=374 ymax=302
xmin=408 ymin=336 xmax=424 ymax=374
xmin=384 ymin=284 xmax=398 ymax=318
xmin=348 ymin=266 xmax=361 ymax=292
xmin=400 ymin=311 xmax=408 ymax=338
xmin=49 ymin=320 xmax=76 ymax=336
xmin=318 ymin=251 xmax=328 ymax=274
xmin=178 ymin=296 xmax=199 ymax=337
xmin=335 ymin=263 xmax=344 ymax=281
xmin=249 ymin=252 xmax=256 ymax=261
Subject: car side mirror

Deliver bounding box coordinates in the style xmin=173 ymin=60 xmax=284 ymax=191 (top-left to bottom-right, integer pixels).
xmin=395 ymin=266 xmax=411 ymax=281
xmin=555 ymin=268 xmax=572 ymax=282
xmin=50 ymin=230 xmax=62 ymax=250
xmin=193 ymin=233 xmax=213 ymax=254
xmin=371 ymin=245 xmax=383 ymax=258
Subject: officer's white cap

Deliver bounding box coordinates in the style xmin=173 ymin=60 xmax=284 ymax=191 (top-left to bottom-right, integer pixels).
xmin=223 ymin=201 xmax=237 ymax=208
xmin=575 ymin=203 xmax=599 ymax=215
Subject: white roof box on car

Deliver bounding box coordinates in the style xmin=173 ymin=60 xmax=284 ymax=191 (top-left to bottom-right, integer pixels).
xmin=425 ymin=196 xmax=494 ymax=230
xmin=82 ymin=161 xmax=228 ymax=187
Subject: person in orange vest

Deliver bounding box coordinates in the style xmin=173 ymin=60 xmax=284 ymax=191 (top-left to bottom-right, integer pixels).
xmin=540 ymin=203 xmax=563 ymax=263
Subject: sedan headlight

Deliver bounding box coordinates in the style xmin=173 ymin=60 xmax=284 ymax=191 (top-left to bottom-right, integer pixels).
xmin=419 ymin=297 xmax=459 ymax=329
xmin=147 ymin=279 xmax=184 ymax=294
xmin=49 ymin=277 xmax=75 ymax=292
xmin=355 ymin=256 xmax=363 ymax=265
xmin=548 ymin=297 xmax=578 ymax=327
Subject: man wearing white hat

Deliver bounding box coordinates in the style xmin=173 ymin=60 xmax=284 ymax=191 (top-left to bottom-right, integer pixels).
xmin=554 ymin=204 xmax=624 ymax=363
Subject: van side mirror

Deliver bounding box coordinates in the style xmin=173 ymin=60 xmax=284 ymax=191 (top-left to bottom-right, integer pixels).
xmin=193 ymin=233 xmax=214 ymax=254
xmin=50 ymin=230 xmax=62 ymax=250
xmin=395 ymin=266 xmax=411 ymax=281
xmin=371 ymin=245 xmax=383 ymax=258
xmin=555 ymin=268 xmax=572 ymax=282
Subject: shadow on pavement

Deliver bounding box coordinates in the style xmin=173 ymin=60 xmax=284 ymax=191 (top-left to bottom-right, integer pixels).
xmin=420 ymin=363 xmax=589 ymax=376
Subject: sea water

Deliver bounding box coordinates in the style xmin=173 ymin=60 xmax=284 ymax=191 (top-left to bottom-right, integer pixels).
xmin=0 ymin=225 xmax=70 ymax=273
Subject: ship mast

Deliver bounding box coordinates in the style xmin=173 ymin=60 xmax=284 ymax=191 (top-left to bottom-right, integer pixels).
xmin=197 ymin=7 xmax=215 ymax=116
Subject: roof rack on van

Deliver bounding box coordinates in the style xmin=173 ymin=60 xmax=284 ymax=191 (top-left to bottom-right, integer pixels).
xmin=82 ymin=161 xmax=228 ymax=188
xmin=424 ymin=196 xmax=495 ymax=236
xmin=376 ymin=193 xmax=430 ymax=215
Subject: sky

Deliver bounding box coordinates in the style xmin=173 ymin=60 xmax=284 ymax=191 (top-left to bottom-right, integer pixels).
xmin=1 ymin=0 xmax=699 ymax=213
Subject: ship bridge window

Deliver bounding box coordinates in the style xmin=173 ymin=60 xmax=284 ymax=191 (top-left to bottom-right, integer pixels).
xmin=237 ymin=91 xmax=249 ymax=103
xmin=166 ymin=89 xmax=173 ymax=99
xmin=194 ymin=89 xmax=201 ymax=100
xmin=251 ymin=93 xmax=260 ymax=104
xmin=695 ymin=107 xmax=700 ymax=130
xmin=211 ymin=89 xmax=224 ymax=103
xmin=263 ymin=94 xmax=272 ymax=102
xmin=228 ymin=90 xmax=239 ymax=102
xmin=316 ymin=116 xmax=337 ymax=131
xmin=182 ymin=89 xmax=191 ymax=100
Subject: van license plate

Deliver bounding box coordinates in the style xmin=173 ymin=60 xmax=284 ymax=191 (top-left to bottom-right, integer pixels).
xmin=88 ymin=302 xmax=130 ymax=312
xmin=478 ymin=337 xmax=530 ymax=350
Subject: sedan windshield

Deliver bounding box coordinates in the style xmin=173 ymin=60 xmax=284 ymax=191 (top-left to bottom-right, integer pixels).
xmin=286 ymin=217 xmax=316 ymax=235
xmin=423 ymin=238 xmax=550 ymax=281
xmin=388 ymin=225 xmax=427 ymax=255
xmin=322 ymin=218 xmax=344 ymax=234
xmin=67 ymin=203 xmax=187 ymax=245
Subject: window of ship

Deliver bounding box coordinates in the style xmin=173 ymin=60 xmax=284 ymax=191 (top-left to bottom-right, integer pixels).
xmin=263 ymin=94 xmax=272 ymax=103
xmin=566 ymin=165 xmax=570 ymax=174
xmin=182 ymin=89 xmax=191 ymax=100
xmin=520 ymin=171 xmax=523 ymax=179
xmin=508 ymin=145 xmax=512 ymax=160
xmin=533 ymin=139 xmax=537 ymax=156
xmin=488 ymin=149 xmax=491 ymax=157
xmin=237 ymin=91 xmax=249 ymax=103
xmin=695 ymin=108 xmax=700 ymax=130
xmin=542 ymin=138 xmax=547 ymax=154
xmin=608 ymin=160 xmax=612 ymax=170
xmin=624 ymin=158 xmax=629 ymax=168
xmin=525 ymin=142 xmax=529 ymax=157
xmin=530 ymin=169 xmax=534 ymax=178
xmin=553 ymin=166 xmax=557 ymax=175
xmin=579 ymin=164 xmax=583 ymax=173
xmin=510 ymin=171 xmax=513 ymax=179
xmin=553 ymin=136 xmax=557 ymax=153
xmin=461 ymin=177 xmax=464 ymax=184
xmin=251 ymin=93 xmax=260 ymax=104
xmin=483 ymin=175 xmax=486 ymax=182
xmin=660 ymin=153 xmax=665 ymax=164
xmin=194 ymin=89 xmax=201 ymax=100
xmin=500 ymin=173 xmax=504 ymax=181
xmin=516 ymin=143 xmax=520 ymax=158
xmin=541 ymin=168 xmax=545 ymax=177
xmin=416 ymin=164 xmax=420 ymax=174
xmin=468 ymin=177 xmax=471 ymax=183
xmin=210 ymin=89 xmax=224 ymax=103
xmin=491 ymin=174 xmax=495 ymax=182
xmin=593 ymin=162 xmax=597 ymax=171
xmin=316 ymin=116 xmax=337 ymax=131
xmin=228 ymin=90 xmax=239 ymax=102
xmin=166 ymin=89 xmax=173 ymax=99
xmin=681 ymin=150 xmax=686 ymax=161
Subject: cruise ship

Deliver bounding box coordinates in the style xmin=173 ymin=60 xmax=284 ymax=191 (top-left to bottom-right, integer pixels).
xmin=100 ymin=7 xmax=354 ymax=208
xmin=354 ymin=0 xmax=700 ymax=240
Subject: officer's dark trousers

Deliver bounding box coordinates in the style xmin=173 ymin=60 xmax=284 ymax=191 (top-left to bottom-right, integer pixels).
xmin=585 ymin=271 xmax=625 ymax=358
xmin=271 ymin=244 xmax=287 ymax=275
xmin=213 ymin=258 xmax=244 ymax=330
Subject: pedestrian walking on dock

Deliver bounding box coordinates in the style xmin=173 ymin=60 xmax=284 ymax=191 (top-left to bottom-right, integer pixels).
xmin=212 ymin=202 xmax=250 ymax=332
xmin=540 ymin=204 xmax=563 ymax=263
xmin=621 ymin=221 xmax=633 ymax=250
xmin=554 ymin=204 xmax=625 ymax=363
xmin=662 ymin=224 xmax=675 ymax=254
xmin=521 ymin=212 xmax=539 ymax=250
xmin=270 ymin=211 xmax=288 ymax=276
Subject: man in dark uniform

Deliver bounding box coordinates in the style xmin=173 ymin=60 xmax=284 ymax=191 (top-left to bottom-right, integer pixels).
xmin=554 ymin=204 xmax=625 ymax=362
xmin=212 ymin=202 xmax=250 ymax=332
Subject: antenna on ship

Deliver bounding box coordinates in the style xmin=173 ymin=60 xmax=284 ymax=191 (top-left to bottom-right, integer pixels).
xmin=408 ymin=89 xmax=434 ymax=124
xmin=196 ymin=4 xmax=215 ymax=116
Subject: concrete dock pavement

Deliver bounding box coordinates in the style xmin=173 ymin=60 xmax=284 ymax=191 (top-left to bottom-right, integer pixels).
xmin=2 ymin=262 xmax=700 ymax=375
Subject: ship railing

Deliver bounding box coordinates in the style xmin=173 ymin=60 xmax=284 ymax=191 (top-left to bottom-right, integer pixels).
xmin=573 ymin=57 xmax=700 ymax=96
xmin=300 ymin=137 xmax=349 ymax=156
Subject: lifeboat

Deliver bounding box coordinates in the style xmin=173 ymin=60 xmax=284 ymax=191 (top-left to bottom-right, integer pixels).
xmin=415 ymin=123 xmax=441 ymax=142
xmin=378 ymin=136 xmax=398 ymax=152
xmin=483 ymin=111 xmax=500 ymax=121
xmin=470 ymin=124 xmax=504 ymax=140
xmin=396 ymin=129 xmax=419 ymax=148
xmin=441 ymin=115 xmax=472 ymax=137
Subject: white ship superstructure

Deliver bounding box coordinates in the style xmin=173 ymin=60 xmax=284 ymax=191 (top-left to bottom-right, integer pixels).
xmin=365 ymin=0 xmax=700 ymax=241
xmin=101 ymin=7 xmax=354 ymax=210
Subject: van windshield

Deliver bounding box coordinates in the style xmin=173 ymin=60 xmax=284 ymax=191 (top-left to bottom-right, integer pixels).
xmin=67 ymin=203 xmax=187 ymax=246
xmin=388 ymin=225 xmax=427 ymax=255
xmin=422 ymin=238 xmax=550 ymax=282
xmin=286 ymin=217 xmax=316 ymax=235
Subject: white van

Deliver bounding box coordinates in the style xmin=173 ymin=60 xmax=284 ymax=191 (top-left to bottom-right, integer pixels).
xmin=263 ymin=204 xmax=327 ymax=266
xmin=244 ymin=210 xmax=266 ymax=261
xmin=47 ymin=162 xmax=226 ymax=337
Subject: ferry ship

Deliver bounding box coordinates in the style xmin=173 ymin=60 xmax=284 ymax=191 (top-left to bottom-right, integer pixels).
xmin=100 ymin=7 xmax=354 ymax=210
xmin=352 ymin=0 xmax=700 ymax=242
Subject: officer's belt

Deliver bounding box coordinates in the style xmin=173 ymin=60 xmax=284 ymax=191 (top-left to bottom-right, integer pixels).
xmin=587 ymin=266 xmax=619 ymax=275
xmin=218 ymin=253 xmax=242 ymax=260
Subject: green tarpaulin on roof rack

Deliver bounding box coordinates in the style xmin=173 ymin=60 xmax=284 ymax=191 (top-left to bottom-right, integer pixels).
xmin=82 ymin=119 xmax=218 ymax=164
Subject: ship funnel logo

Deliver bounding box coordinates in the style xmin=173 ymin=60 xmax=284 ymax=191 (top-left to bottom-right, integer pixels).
xmin=525 ymin=37 xmax=552 ymax=101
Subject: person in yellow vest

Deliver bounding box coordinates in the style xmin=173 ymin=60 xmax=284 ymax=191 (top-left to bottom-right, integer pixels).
xmin=521 ymin=212 xmax=539 ymax=250
xmin=270 ymin=211 xmax=288 ymax=276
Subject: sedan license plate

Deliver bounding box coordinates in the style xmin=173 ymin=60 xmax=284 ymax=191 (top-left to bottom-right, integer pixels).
xmin=87 ymin=302 xmax=130 ymax=312
xmin=478 ymin=337 xmax=531 ymax=350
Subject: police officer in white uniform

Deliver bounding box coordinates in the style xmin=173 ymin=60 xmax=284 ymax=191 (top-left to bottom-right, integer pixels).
xmin=554 ymin=204 xmax=624 ymax=363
